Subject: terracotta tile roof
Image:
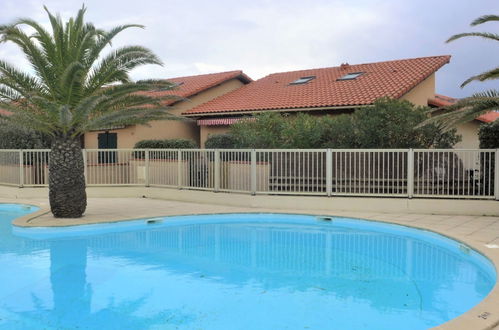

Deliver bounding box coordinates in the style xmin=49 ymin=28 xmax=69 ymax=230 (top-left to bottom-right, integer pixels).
xmin=0 ymin=71 xmax=252 ymax=115
xmin=429 ymin=93 xmax=499 ymax=123
xmin=146 ymin=70 xmax=252 ymax=105
xmin=183 ymin=55 xmax=451 ymax=116
xmin=428 ymin=94 xmax=457 ymax=107
xmin=476 ymin=111 xmax=499 ymax=123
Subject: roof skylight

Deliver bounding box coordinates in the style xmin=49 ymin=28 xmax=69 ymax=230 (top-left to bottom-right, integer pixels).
xmin=337 ymin=72 xmax=364 ymax=81
xmin=290 ymin=76 xmax=316 ymax=85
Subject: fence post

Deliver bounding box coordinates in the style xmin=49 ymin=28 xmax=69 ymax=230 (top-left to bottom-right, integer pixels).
xmin=326 ymin=149 xmax=332 ymax=197
xmin=19 ymin=150 xmax=24 ymax=188
xmin=251 ymin=149 xmax=257 ymax=195
xmin=145 ymin=149 xmax=150 ymax=187
xmin=214 ymin=149 xmax=220 ymax=192
xmin=495 ymin=149 xmax=499 ymax=201
xmin=82 ymin=149 xmax=87 ymax=185
xmin=177 ymin=149 xmax=182 ymax=189
xmin=407 ymin=148 xmax=414 ymax=198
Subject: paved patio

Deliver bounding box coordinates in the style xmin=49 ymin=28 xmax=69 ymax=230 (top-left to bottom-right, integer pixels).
xmin=3 ymin=196 xmax=499 ymax=330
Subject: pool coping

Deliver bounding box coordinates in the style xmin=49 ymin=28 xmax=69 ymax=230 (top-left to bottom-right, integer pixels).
xmin=4 ymin=198 xmax=499 ymax=330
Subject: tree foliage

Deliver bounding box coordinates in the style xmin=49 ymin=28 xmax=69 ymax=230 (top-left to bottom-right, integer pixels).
xmin=226 ymin=98 xmax=460 ymax=149
xmin=0 ymin=6 xmax=175 ymax=217
xmin=205 ymin=133 xmax=238 ymax=149
xmin=479 ymin=120 xmax=499 ymax=148
xmin=0 ymin=5 xmax=177 ymax=139
xmin=427 ymin=14 xmax=499 ymax=128
xmin=0 ymin=123 xmax=50 ymax=149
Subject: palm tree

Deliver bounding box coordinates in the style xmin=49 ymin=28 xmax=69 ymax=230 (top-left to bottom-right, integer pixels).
xmin=0 ymin=6 xmax=177 ymax=218
xmin=429 ymin=14 xmax=499 ymax=129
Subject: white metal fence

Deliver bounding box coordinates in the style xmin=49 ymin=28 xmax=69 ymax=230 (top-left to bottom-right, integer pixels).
xmin=0 ymin=148 xmax=497 ymax=200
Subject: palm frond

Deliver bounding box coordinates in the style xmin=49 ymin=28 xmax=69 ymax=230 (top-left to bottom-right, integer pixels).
xmin=0 ymin=101 xmax=58 ymax=135
xmin=1 ymin=28 xmax=59 ymax=97
xmin=59 ymin=61 xmax=85 ymax=105
xmin=86 ymin=24 xmax=144 ymax=67
xmin=446 ymin=32 xmax=499 ymax=43
xmin=0 ymin=5 xmax=171 ymax=139
xmin=471 ymin=15 xmax=499 ymax=26
xmin=85 ymin=46 xmax=163 ymax=93
xmin=70 ymin=94 xmax=109 ymax=128
xmin=10 ymin=18 xmax=57 ymax=62
xmin=460 ymin=67 xmax=499 ymax=87
xmin=423 ymin=89 xmax=499 ymax=129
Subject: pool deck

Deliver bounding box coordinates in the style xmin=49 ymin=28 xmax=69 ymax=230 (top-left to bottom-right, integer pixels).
xmin=3 ymin=196 xmax=499 ymax=330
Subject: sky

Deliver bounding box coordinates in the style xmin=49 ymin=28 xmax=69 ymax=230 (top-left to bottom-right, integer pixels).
xmin=0 ymin=0 xmax=497 ymax=98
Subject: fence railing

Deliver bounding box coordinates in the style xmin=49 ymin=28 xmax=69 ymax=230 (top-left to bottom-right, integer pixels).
xmin=0 ymin=148 xmax=497 ymax=200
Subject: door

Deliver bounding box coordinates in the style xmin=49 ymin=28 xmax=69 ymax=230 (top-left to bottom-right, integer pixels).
xmin=97 ymin=132 xmax=117 ymax=163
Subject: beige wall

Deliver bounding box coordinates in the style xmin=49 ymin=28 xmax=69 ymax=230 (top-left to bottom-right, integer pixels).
xmin=392 ymin=73 xmax=482 ymax=148
xmin=400 ymin=73 xmax=435 ymax=106
xmin=84 ymin=78 xmax=246 ymax=149
xmin=455 ymin=121 xmax=481 ymax=149
xmin=200 ymin=125 xmax=230 ymax=147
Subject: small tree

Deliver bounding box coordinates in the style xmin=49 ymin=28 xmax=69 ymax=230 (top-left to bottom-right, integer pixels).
xmin=0 ymin=6 xmax=176 ymax=218
xmin=337 ymin=98 xmax=461 ymax=149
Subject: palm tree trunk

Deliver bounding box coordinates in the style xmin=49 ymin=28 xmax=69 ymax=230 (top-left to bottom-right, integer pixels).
xmin=49 ymin=137 xmax=87 ymax=218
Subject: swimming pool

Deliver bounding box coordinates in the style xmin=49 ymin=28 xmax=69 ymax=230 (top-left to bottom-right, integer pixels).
xmin=1 ymin=205 xmax=496 ymax=329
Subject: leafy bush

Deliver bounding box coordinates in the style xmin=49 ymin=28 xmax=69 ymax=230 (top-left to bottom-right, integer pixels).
xmin=230 ymin=112 xmax=287 ymax=148
xmin=479 ymin=120 xmax=499 ymax=148
xmin=324 ymin=98 xmax=461 ymax=149
xmin=478 ymin=120 xmax=499 ymax=194
xmin=205 ymin=133 xmax=238 ymax=149
xmin=133 ymin=138 xmax=197 ymax=159
xmin=229 ymin=98 xmax=461 ymax=149
xmin=134 ymin=138 xmax=197 ymax=149
xmin=0 ymin=123 xmax=50 ymax=149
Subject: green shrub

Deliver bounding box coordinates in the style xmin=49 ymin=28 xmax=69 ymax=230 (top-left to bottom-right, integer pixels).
xmin=479 ymin=120 xmax=499 ymax=148
xmin=134 ymin=138 xmax=197 ymax=149
xmin=205 ymin=133 xmax=238 ymax=149
xmin=228 ymin=98 xmax=461 ymax=149
xmin=478 ymin=120 xmax=499 ymax=194
xmin=133 ymin=138 xmax=197 ymax=159
xmin=0 ymin=123 xmax=50 ymax=149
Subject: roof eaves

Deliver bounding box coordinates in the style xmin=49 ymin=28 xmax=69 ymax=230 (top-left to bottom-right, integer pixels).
xmin=170 ymin=70 xmax=251 ymax=107
xmin=183 ymin=104 xmax=370 ymax=117
xmin=395 ymin=55 xmax=451 ymax=100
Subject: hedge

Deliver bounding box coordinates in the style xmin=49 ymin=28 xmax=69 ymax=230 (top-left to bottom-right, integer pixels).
xmin=134 ymin=138 xmax=197 ymax=149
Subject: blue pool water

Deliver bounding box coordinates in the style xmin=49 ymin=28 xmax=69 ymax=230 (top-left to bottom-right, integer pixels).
xmin=0 ymin=205 xmax=496 ymax=330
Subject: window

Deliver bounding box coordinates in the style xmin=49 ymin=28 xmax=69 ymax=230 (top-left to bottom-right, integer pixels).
xmin=289 ymin=76 xmax=316 ymax=85
xmin=337 ymin=72 xmax=364 ymax=81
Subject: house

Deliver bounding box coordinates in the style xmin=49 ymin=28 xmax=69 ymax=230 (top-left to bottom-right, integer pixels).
xmin=428 ymin=94 xmax=499 ymax=148
xmin=84 ymin=70 xmax=252 ymax=149
xmin=182 ymin=55 xmax=489 ymax=148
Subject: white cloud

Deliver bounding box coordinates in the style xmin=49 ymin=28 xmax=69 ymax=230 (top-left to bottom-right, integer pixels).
xmin=193 ymin=62 xmax=228 ymax=74
xmin=0 ymin=0 xmax=498 ymax=97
